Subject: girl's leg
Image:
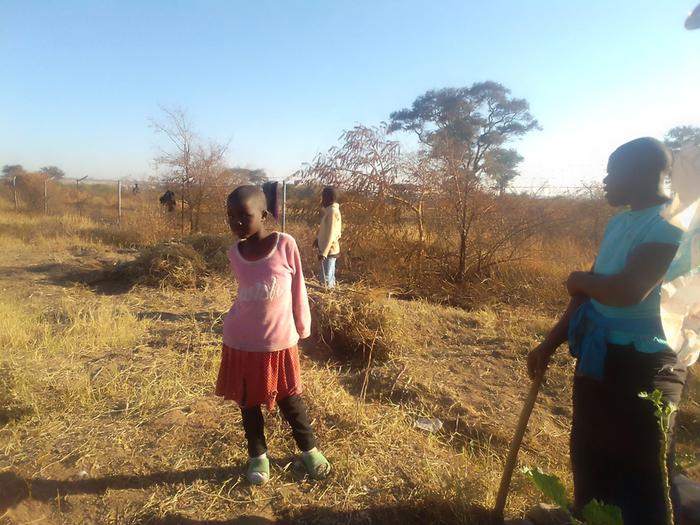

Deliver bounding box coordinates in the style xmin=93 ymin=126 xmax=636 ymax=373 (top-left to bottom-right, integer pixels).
xmin=277 ymin=395 xmax=317 ymax=452
xmin=320 ymin=257 xmax=328 ymax=286
xmin=278 ymin=394 xmax=330 ymax=479
xmin=601 ymin=346 xmax=687 ymax=525
xmin=571 ymin=375 xmax=611 ymax=516
xmin=241 ymin=405 xmax=270 ymax=485
xmin=326 ymin=256 xmax=336 ymax=287
xmin=241 ymin=405 xmax=267 ymax=457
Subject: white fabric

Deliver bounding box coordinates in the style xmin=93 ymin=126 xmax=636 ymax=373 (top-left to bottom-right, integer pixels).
xmin=661 ymin=145 xmax=700 ymax=366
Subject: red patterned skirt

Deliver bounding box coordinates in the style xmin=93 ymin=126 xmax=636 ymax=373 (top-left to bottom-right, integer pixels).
xmin=215 ymin=344 xmax=302 ymax=410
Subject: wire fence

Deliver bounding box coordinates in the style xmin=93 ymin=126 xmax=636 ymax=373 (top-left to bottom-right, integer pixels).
xmin=0 ymin=174 xmax=613 ymax=291
xmin=0 ymin=174 xmax=603 ymax=238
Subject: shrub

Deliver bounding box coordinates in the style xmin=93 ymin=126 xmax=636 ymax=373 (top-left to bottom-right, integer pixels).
xmin=308 ymin=284 xmax=407 ymax=363
xmin=127 ymin=242 xmax=209 ymax=288
xmin=184 ymin=233 xmax=231 ymax=273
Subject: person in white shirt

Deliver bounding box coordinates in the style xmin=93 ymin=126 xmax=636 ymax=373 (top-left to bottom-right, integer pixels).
xmin=313 ymin=186 xmax=342 ymax=288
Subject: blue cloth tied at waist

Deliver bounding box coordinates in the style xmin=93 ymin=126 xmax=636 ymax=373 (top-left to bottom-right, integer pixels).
xmin=568 ymin=300 xmax=665 ymax=381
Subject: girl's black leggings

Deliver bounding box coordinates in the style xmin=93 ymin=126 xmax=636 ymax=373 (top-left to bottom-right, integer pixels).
xmin=571 ymin=344 xmax=687 ymax=525
xmin=240 ymin=394 xmax=317 ymax=457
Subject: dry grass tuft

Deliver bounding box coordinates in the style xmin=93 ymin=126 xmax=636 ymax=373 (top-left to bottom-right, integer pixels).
xmin=104 ymin=236 xmax=232 ymax=290
xmin=128 ymin=242 xmax=209 ymax=288
xmin=308 ymin=284 xmax=408 ymax=363
xmin=184 ymin=233 xmax=232 ymax=274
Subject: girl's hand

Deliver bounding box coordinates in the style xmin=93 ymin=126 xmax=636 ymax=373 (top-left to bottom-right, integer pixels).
xmin=527 ymin=342 xmax=556 ymax=380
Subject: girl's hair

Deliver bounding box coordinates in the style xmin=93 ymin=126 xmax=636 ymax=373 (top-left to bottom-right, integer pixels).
xmin=227 ymin=185 xmax=267 ymax=210
xmin=610 ymin=137 xmax=672 ymax=178
xmin=322 ymin=186 xmax=338 ymax=203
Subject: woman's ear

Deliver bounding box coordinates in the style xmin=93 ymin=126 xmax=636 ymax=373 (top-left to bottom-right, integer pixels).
xmin=261 ymin=209 xmax=269 ymax=221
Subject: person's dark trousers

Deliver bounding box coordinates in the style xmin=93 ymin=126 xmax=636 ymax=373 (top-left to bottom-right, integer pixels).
xmin=240 ymin=394 xmax=317 ymax=458
xmin=571 ymin=344 xmax=687 ymax=525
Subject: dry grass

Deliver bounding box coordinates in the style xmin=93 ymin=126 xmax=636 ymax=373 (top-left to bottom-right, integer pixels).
xmin=0 ymin=210 xmax=697 ymax=525
xmin=0 ymin=293 xmax=150 ymax=420
xmin=0 ymin=284 xmax=496 ymax=524
xmin=0 ymin=215 xmax=517 ymax=524
xmin=0 ymin=209 xmax=144 ymax=249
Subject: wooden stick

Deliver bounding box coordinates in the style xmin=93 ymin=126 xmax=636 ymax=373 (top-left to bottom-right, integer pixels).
xmin=493 ymin=369 xmax=546 ymax=522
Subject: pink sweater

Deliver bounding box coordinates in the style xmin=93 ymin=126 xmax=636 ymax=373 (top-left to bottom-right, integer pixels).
xmin=222 ymin=232 xmax=312 ymax=352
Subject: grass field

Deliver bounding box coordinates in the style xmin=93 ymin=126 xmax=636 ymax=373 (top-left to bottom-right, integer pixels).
xmin=0 ymin=210 xmax=697 ymax=525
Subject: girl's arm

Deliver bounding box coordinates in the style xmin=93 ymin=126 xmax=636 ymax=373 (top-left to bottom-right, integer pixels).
xmin=290 ymin=238 xmax=311 ymax=339
xmin=317 ymin=210 xmax=335 ymax=257
xmin=567 ymin=243 xmax=679 ymax=307
xmin=527 ymin=294 xmax=587 ymax=379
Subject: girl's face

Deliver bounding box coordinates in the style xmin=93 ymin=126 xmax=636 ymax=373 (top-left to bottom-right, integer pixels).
xmin=603 ymin=154 xmax=636 ymax=207
xmin=227 ymin=199 xmax=266 ymax=239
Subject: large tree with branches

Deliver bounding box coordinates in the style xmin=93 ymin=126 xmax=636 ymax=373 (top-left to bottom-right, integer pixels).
xmin=389 ymin=81 xmax=539 ymax=280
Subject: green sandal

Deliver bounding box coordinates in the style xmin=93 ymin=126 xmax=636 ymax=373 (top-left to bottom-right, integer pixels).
xmin=246 ymin=456 xmax=270 ymax=485
xmin=302 ymin=450 xmax=331 ymax=480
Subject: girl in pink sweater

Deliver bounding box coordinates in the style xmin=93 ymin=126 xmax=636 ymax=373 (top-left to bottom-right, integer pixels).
xmin=216 ymin=185 xmax=330 ymax=485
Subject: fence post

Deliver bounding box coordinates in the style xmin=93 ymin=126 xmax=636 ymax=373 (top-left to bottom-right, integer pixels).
xmin=118 ymin=180 xmax=122 ymax=226
xmin=282 ymin=180 xmax=287 ymax=233
xmin=76 ymin=176 xmax=87 ymax=217
xmin=12 ymin=176 xmax=18 ymax=212
xmin=44 ymin=178 xmax=48 ymax=215
xmin=180 ymin=180 xmax=185 ymax=237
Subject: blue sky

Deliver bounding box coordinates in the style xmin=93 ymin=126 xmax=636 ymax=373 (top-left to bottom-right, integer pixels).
xmin=1 ymin=0 xmax=699 ymax=187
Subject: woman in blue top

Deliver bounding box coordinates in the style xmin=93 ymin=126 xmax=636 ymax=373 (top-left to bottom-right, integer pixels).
xmin=528 ymin=137 xmax=687 ymax=525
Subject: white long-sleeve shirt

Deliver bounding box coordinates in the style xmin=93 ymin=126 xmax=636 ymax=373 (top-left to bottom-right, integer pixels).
xmin=317 ymin=203 xmax=342 ymax=257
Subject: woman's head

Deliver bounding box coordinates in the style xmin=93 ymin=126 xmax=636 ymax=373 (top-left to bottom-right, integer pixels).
xmin=227 ymin=185 xmax=268 ymax=239
xmin=604 ymin=137 xmax=671 ymax=207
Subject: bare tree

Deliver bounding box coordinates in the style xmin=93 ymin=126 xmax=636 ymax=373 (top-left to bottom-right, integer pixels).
xmin=151 ymin=107 xmax=229 ymax=233
xmin=301 ymin=125 xmax=400 ymax=195
xmin=393 ymin=151 xmax=442 ymax=246
xmin=300 ymin=124 xmax=437 ymax=246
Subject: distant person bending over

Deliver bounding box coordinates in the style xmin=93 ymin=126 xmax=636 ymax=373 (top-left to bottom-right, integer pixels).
xmin=527 ymin=138 xmax=687 ymax=525
xmin=313 ymin=186 xmax=342 ymax=288
xmin=216 ymin=185 xmax=331 ymax=485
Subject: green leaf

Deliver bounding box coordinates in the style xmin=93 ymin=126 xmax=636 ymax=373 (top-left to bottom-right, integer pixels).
xmin=522 ymin=467 xmax=571 ymax=509
xmin=582 ymin=499 xmax=624 ymax=525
